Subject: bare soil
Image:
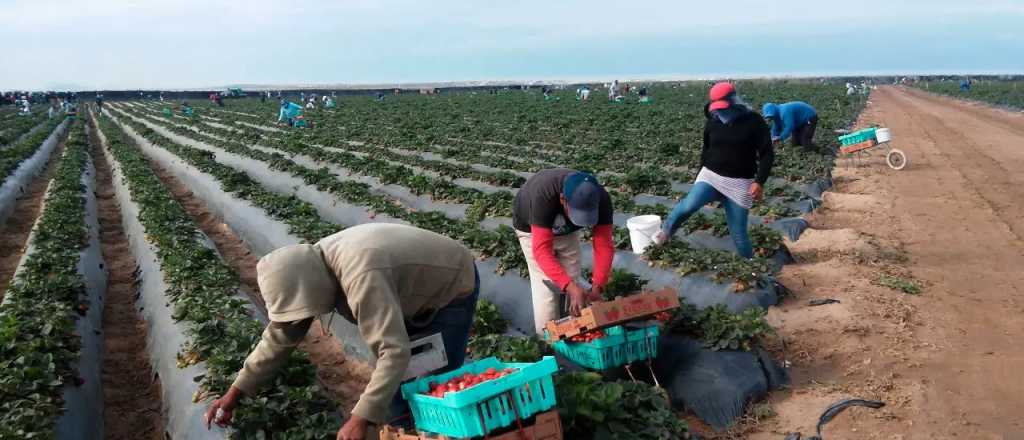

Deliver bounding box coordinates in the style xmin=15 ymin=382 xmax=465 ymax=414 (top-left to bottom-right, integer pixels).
xmin=0 ymin=131 xmax=66 ymax=302
xmin=88 ymin=120 xmax=166 ymax=440
xmin=143 ymin=155 xmax=370 ymax=413
xmin=728 ymin=86 xmax=1024 ymax=440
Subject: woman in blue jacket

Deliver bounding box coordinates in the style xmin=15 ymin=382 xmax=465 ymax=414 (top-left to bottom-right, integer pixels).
xmin=277 ymin=99 xmax=304 ymax=127
xmin=762 ymin=101 xmax=818 ymax=150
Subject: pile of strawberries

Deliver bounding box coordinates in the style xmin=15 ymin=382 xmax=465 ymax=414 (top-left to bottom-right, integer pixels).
xmin=423 ymin=367 xmax=519 ymax=398
xmin=566 ymin=329 xmax=606 ymax=343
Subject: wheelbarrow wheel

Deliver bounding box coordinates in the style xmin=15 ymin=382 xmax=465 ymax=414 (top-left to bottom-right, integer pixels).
xmin=886 ymin=149 xmax=907 ymax=170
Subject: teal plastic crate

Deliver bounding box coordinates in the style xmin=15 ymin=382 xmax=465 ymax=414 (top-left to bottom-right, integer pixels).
xmin=551 ymin=326 xmax=627 ymax=370
xmin=400 ymin=356 xmax=558 ymax=438
xmin=838 ymin=128 xmax=877 ymax=146
xmin=622 ymin=325 xmax=660 ymax=363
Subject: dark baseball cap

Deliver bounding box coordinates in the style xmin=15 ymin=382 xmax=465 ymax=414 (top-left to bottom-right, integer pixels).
xmin=563 ymin=172 xmax=603 ymax=227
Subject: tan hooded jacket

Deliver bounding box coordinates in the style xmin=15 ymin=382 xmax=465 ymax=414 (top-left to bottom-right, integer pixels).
xmin=231 ymin=223 xmax=477 ymax=424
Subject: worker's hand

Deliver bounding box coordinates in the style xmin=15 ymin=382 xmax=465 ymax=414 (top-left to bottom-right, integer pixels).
xmin=749 ymin=182 xmax=764 ymax=201
xmin=589 ymin=284 xmax=605 ymax=302
xmin=566 ymin=282 xmax=589 ymax=317
xmin=204 ymin=387 xmax=242 ymax=429
xmin=337 ymin=415 xmax=368 ymax=440
xmin=652 ymin=230 xmax=669 ymax=245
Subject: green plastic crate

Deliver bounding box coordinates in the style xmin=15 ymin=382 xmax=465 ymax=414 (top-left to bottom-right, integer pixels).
xmin=551 ymin=326 xmax=627 ymax=370
xmin=838 ymin=128 xmax=877 ymax=146
xmin=622 ymin=325 xmax=660 ymax=363
xmin=400 ymin=356 xmax=558 ymax=438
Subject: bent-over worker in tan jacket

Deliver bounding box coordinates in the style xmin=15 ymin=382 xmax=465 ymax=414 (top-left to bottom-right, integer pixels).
xmin=204 ymin=223 xmax=479 ymax=440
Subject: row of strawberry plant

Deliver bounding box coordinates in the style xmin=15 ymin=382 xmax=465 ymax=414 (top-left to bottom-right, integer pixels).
xmin=106 ymin=107 xmax=533 ymax=276
xmin=93 ymin=113 xmax=340 ymax=438
xmin=0 ymin=111 xmax=47 ymax=146
xmin=114 ymin=104 xmax=516 ymax=220
xmin=0 ymin=117 xmax=66 ymax=183
xmin=0 ymin=120 xmax=92 ymax=438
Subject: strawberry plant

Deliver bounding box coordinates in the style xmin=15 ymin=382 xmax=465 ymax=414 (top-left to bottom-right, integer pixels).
xmin=582 ymin=268 xmax=648 ymax=300
xmin=555 ymin=372 xmax=691 ymax=439
xmin=471 ymin=299 xmax=509 ymax=337
xmin=0 ymin=120 xmax=89 ymax=438
xmin=667 ymin=303 xmax=774 ymax=351
xmin=466 ymin=334 xmax=547 ymax=363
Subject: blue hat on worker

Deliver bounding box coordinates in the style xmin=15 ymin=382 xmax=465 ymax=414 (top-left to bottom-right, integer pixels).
xmin=563 ymin=172 xmax=603 ymax=227
xmin=762 ymin=103 xmax=779 ymax=118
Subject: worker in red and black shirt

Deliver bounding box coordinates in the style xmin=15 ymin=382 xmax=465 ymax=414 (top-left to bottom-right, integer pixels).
xmin=512 ymin=169 xmax=615 ymax=334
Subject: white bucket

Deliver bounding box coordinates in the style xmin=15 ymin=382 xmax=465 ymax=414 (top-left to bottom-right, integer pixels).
xmin=626 ymin=215 xmax=662 ymax=254
xmin=875 ymin=128 xmax=892 ymax=143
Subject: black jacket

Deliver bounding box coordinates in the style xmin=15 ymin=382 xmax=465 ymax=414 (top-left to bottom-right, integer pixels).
xmin=700 ymin=103 xmax=775 ymax=184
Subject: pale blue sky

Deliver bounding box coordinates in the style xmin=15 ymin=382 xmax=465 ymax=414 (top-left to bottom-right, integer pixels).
xmin=3 ymin=0 xmax=1023 ymax=90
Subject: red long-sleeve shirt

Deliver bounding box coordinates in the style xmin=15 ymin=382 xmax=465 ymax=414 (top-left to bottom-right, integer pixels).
xmin=531 ymin=224 xmax=614 ymax=291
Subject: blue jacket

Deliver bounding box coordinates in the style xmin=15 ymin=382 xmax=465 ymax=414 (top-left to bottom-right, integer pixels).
xmin=763 ymin=101 xmax=817 ymax=141
xmin=278 ymin=102 xmax=302 ymax=121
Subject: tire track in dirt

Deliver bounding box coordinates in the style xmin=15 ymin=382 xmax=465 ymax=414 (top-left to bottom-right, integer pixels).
xmin=0 ymin=130 xmax=67 ymax=302
xmin=887 ymin=89 xmax=1024 ymax=246
xmin=87 ymin=116 xmax=165 ymax=440
xmin=141 ymin=152 xmax=369 ymax=414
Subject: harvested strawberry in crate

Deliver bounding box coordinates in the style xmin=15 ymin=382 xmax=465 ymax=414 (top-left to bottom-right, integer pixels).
xmin=422 ymin=367 xmax=519 ymax=398
xmin=401 ymin=356 xmax=558 ymax=438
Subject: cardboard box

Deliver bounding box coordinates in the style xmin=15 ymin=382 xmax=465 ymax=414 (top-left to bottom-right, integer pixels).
xmin=379 ymin=410 xmax=563 ymax=440
xmin=545 ymin=288 xmax=679 ymax=340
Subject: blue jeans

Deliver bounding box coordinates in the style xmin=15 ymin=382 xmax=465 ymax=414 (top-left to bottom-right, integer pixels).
xmin=663 ymin=182 xmax=754 ymax=258
xmin=387 ymin=266 xmax=480 ymax=424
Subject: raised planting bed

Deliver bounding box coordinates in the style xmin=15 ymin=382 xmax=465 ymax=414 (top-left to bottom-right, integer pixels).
xmin=0 ymin=120 xmax=106 ymax=439
xmin=92 ymin=111 xmax=341 ymax=439
xmin=0 ymin=118 xmax=68 ymax=227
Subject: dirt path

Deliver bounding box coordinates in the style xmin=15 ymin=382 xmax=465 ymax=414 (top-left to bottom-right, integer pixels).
xmin=0 ymin=132 xmax=66 ymax=301
xmin=734 ymin=86 xmax=1024 ymax=440
xmin=88 ymin=120 xmax=165 ymax=440
xmin=142 ymin=155 xmax=370 ymax=413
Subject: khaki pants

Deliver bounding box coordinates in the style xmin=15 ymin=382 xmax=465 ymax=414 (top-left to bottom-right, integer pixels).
xmin=516 ymin=230 xmax=582 ymax=334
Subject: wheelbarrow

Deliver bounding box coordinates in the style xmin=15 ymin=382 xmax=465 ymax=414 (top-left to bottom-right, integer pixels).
xmin=836 ymin=127 xmax=906 ymax=170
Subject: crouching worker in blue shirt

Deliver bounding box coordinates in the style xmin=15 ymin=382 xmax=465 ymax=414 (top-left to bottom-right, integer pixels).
xmin=762 ymin=101 xmax=818 ymax=151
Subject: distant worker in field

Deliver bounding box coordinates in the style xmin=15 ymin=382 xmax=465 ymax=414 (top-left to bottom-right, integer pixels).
xmin=376 ymin=91 xmax=386 ymax=101
xmin=639 ymin=87 xmax=651 ymax=103
xmin=95 ymin=94 xmax=104 ymax=110
xmin=960 ymin=78 xmax=971 ymax=92
xmin=277 ymin=99 xmax=304 ymax=127
xmin=576 ymin=86 xmax=591 ymax=101
xmin=762 ymin=100 xmax=818 ymax=151
xmin=180 ymin=101 xmax=194 ymax=117
xmin=204 ymin=223 xmax=479 ymax=440
xmin=846 ymin=82 xmax=856 ymax=96
xmin=513 ymin=169 xmax=613 ymax=333
xmin=654 ymin=82 xmax=774 ymax=259
xmin=608 ymin=80 xmax=619 ymax=100
xmin=324 ymin=96 xmax=337 ymax=109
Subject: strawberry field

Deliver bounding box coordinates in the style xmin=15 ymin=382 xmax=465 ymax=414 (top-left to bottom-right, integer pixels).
xmin=915 ymin=79 xmax=1024 ymax=109
xmin=0 ymin=81 xmax=866 ymax=439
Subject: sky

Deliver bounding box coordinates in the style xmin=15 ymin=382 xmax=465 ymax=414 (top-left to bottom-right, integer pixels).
xmin=3 ymin=0 xmax=1023 ymax=90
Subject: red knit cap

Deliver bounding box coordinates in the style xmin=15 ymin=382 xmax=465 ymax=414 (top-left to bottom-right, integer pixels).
xmin=708 ymin=82 xmax=735 ymax=111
